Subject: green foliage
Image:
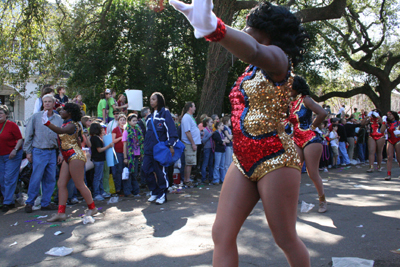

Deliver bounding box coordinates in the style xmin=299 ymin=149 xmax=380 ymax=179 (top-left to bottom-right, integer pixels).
xmin=62 ymin=0 xmax=208 ymax=115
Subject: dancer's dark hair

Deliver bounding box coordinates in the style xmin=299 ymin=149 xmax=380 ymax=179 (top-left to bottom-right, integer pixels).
xmin=292 ymin=75 xmax=310 ymax=96
xmin=64 ymin=103 xmax=82 ymax=122
xmin=247 ymin=2 xmax=309 ymax=67
xmin=388 ymin=111 xmax=399 ymax=122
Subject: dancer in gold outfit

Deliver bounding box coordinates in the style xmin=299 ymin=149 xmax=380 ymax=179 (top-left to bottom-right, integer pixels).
xmin=170 ymin=1 xmax=310 ymax=266
xmin=43 ymin=103 xmax=97 ymax=221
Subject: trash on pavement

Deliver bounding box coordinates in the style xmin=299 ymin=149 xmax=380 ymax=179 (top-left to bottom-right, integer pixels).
xmin=332 ymin=257 xmax=373 ymax=267
xmin=356 ymin=225 xmax=363 ymax=227
xmin=10 ymin=222 xmax=18 ymax=226
xmin=300 ymin=201 xmax=315 ymax=213
xmin=49 ymin=224 xmax=60 ymax=227
xmin=37 ymin=215 xmax=48 ymax=219
xmin=45 ymin=247 xmax=73 ymax=257
xmin=16 ymin=193 xmax=28 ymax=205
xmin=9 ymin=242 xmax=17 ymax=247
xmin=54 ymin=231 xmax=63 ymax=236
xmin=361 ymin=234 xmax=366 ymax=238
xmin=390 ymin=248 xmax=400 ymax=254
xmin=82 ymin=216 xmax=95 ymax=224
xmin=107 ymin=196 xmax=119 ymax=204
xmin=305 ymin=184 xmax=311 ymax=186
xmin=322 ymin=179 xmax=328 ymax=182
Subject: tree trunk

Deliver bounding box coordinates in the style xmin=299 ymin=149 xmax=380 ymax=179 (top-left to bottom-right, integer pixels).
xmin=375 ymin=86 xmax=392 ymax=114
xmin=197 ymin=0 xmax=237 ymax=119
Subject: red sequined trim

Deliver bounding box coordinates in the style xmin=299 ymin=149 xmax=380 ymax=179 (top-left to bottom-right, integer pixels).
xmin=204 ymin=18 xmax=226 ymax=42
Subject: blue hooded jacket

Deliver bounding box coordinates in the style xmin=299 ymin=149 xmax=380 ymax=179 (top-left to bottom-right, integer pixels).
xmin=144 ymin=107 xmax=178 ymax=155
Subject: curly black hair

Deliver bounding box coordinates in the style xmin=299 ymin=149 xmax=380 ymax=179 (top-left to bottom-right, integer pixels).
xmin=388 ymin=111 xmax=399 ymax=122
xmin=247 ymin=2 xmax=309 ymax=67
xmin=292 ymin=75 xmax=310 ymax=95
xmin=63 ymin=103 xmax=82 ymax=122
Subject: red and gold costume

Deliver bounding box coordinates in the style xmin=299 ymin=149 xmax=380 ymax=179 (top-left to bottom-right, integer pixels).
xmin=287 ymin=95 xmax=322 ymax=149
xmin=369 ymin=117 xmax=384 ymax=141
xmin=386 ymin=120 xmax=400 ymax=145
xmin=229 ymin=65 xmax=301 ymax=182
xmin=58 ymin=120 xmax=86 ymax=163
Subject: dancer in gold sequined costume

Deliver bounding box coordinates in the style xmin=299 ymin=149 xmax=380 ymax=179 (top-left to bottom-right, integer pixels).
xmin=43 ymin=102 xmax=97 ymax=222
xmin=171 ymin=1 xmax=310 ymax=266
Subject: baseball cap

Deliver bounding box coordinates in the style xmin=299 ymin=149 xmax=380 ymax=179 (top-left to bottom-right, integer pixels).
xmin=105 ymin=89 xmax=111 ymax=94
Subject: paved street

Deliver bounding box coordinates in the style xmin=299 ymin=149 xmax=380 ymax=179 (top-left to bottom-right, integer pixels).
xmin=1 ymin=164 xmax=400 ymax=267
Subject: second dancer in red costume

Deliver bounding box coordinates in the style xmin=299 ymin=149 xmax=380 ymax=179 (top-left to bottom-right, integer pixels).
xmin=286 ymin=76 xmax=328 ymax=213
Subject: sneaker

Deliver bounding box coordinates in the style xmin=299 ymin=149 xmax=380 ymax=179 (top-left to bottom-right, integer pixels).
xmin=25 ymin=204 xmax=33 ymax=213
xmin=155 ymin=195 xmax=166 ymax=205
xmin=366 ymin=168 xmax=374 ymax=173
xmin=133 ymin=194 xmax=141 ymax=198
xmin=318 ymin=201 xmax=327 ymax=213
xmin=47 ymin=213 xmax=67 ymax=222
xmin=328 ymin=165 xmax=332 ymax=169
xmin=70 ymin=197 xmax=79 ymax=204
xmin=93 ymin=195 xmax=105 ymax=201
xmin=323 ymin=168 xmax=328 ymax=173
xmin=377 ymin=167 xmax=384 ymax=172
xmin=41 ymin=203 xmax=58 ymax=211
xmin=184 ymin=181 xmax=195 ymax=187
xmin=2 ymin=204 xmax=15 ymax=212
xmin=384 ymin=176 xmax=391 ymax=181
xmin=340 ymin=163 xmax=346 ymax=166
xmin=148 ymin=195 xmax=157 ymax=202
xmin=85 ymin=207 xmax=98 ymax=217
xmin=102 ymin=193 xmax=111 ymax=198
xmin=319 ymin=168 xmax=324 ymax=171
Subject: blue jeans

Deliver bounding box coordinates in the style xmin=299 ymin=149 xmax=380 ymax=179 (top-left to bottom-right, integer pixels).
xmin=26 ymin=148 xmax=57 ymax=207
xmin=224 ymin=146 xmax=233 ymax=175
xmin=213 ymin=152 xmax=226 ymax=183
xmin=337 ymin=142 xmax=351 ymax=165
xmin=125 ymin=156 xmax=140 ymax=195
xmin=357 ymin=143 xmax=366 ymax=163
xmin=0 ymin=150 xmax=23 ymax=205
xmin=93 ymin=161 xmax=105 ymax=197
xmin=201 ymin=148 xmax=214 ymax=182
xmin=112 ymin=152 xmax=124 ymax=193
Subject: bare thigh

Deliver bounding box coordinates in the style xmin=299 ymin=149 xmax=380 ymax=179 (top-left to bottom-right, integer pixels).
xmin=58 ymin=161 xmax=71 ymax=188
xmin=213 ymin=163 xmax=260 ymax=241
xmin=295 ymin=144 xmax=304 ymax=164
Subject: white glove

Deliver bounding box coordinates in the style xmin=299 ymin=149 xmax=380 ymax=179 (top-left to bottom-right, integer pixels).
xmin=394 ymin=130 xmax=400 ymax=138
xmin=372 ymin=111 xmax=379 ymax=117
xmin=382 ymin=116 xmax=387 ymax=122
xmin=367 ymin=111 xmax=372 ymax=117
xmin=42 ymin=110 xmax=49 ymax=125
xmin=315 ymin=127 xmax=322 ymax=134
xmin=169 ymin=0 xmax=218 ymax=38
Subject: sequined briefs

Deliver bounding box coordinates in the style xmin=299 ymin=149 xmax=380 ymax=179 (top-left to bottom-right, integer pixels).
xmin=229 ymin=65 xmax=301 ymax=182
xmin=288 ymin=95 xmax=322 ymax=149
xmin=58 ymin=120 xmax=86 ymax=163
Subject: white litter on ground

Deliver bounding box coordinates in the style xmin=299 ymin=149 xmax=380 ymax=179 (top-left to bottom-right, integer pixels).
xmin=332 ymin=257 xmax=374 ymax=267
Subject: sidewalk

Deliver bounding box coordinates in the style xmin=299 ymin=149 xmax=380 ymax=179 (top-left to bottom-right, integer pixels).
xmin=0 ymin=164 xmax=399 ymax=266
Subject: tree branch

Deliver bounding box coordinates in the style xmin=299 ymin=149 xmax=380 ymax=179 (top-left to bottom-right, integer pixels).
xmin=294 ymin=0 xmax=346 ymax=23
xmin=311 ymin=83 xmax=379 ymax=104
xmin=234 ymin=1 xmax=258 ymax=11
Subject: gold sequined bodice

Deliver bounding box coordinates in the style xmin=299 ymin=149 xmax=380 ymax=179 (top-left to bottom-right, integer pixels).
xmin=241 ymin=70 xmax=294 ymax=135
xmin=59 ymin=120 xmax=86 ymax=163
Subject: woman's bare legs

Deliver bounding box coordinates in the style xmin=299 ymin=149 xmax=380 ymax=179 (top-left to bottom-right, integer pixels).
xmin=58 ymin=161 xmax=71 ymax=206
xmin=376 ymin=138 xmax=385 ymax=168
xmin=258 ymin=167 xmax=310 ymax=267
xmin=386 ymin=142 xmax=394 ymax=174
xmin=368 ymin=137 xmax=377 ymax=170
xmin=212 ymin=163 xmax=260 ymax=267
xmin=301 ymin=144 xmax=324 ymax=197
xmin=69 ymin=160 xmax=93 ymax=205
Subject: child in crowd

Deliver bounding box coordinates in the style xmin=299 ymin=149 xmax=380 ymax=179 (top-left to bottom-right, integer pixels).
xmin=90 ymin=122 xmax=114 ymax=201
xmin=329 ymin=124 xmax=339 ymax=168
xmin=319 ymin=121 xmax=330 ymax=172
xmin=112 ymin=114 xmax=127 ymax=196
xmin=212 ymin=121 xmax=229 ymax=185
xmin=123 ymin=114 xmax=144 ymax=196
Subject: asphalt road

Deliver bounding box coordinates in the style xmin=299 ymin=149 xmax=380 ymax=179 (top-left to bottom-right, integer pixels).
xmin=1 ymin=163 xmax=400 ymax=267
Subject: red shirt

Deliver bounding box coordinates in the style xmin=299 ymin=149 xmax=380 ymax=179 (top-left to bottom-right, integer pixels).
xmin=0 ymin=120 xmax=23 ymax=156
xmin=112 ymin=126 xmax=124 ymax=153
